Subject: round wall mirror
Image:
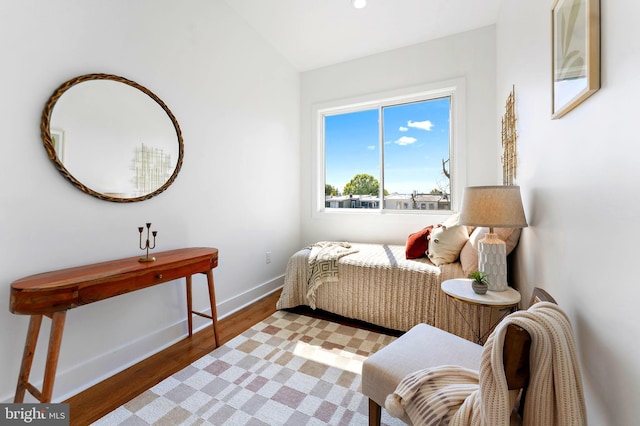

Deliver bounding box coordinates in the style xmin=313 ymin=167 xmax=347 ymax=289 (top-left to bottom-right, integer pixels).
xmin=41 ymin=74 xmax=184 ymax=202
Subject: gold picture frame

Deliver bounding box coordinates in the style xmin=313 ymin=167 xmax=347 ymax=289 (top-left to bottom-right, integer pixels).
xmin=551 ymin=0 xmax=600 ymax=119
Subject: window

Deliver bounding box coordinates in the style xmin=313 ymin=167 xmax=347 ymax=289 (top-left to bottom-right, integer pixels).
xmin=315 ymin=79 xmax=465 ymax=214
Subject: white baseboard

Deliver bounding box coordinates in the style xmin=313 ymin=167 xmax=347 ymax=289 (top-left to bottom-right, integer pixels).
xmin=216 ymin=275 xmax=284 ymax=320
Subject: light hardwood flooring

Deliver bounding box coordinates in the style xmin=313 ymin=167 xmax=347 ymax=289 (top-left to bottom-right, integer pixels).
xmin=64 ymin=289 xmax=401 ymax=425
xmin=65 ymin=290 xmax=282 ymax=425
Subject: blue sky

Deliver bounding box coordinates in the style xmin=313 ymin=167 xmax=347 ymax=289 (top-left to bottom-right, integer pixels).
xmin=325 ymin=97 xmax=451 ymax=195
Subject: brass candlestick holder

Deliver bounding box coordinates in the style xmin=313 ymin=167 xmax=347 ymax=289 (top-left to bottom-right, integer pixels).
xmin=138 ymin=223 xmax=157 ymax=262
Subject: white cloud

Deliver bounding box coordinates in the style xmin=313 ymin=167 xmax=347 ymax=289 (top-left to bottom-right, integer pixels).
xmin=394 ymin=136 xmax=417 ymax=146
xmin=399 ymin=126 xmax=408 ymax=132
xmin=407 ymin=120 xmax=434 ymax=131
xmin=367 ymin=145 xmax=376 ymax=150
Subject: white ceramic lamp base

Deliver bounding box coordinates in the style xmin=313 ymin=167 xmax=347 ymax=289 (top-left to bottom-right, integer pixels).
xmin=477 ymin=232 xmax=508 ymax=291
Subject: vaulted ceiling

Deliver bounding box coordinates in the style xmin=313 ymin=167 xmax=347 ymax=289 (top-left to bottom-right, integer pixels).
xmin=222 ymin=0 xmax=501 ymax=71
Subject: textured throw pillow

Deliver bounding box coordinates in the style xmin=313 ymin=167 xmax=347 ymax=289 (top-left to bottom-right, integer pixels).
xmin=427 ymin=215 xmax=469 ymax=266
xmin=405 ymin=225 xmax=434 ymax=259
xmin=459 ymin=227 xmax=522 ymax=275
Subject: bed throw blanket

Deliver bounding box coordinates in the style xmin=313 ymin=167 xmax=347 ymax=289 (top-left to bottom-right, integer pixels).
xmin=385 ymin=302 xmax=587 ymax=426
xmin=305 ymin=241 xmax=358 ymax=309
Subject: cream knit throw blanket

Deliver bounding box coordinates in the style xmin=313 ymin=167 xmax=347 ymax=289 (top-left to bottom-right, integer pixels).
xmin=305 ymin=241 xmax=358 ymax=309
xmin=385 ymin=302 xmax=587 ymax=425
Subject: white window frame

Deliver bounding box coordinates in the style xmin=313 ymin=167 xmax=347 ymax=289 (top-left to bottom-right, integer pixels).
xmin=312 ymin=78 xmax=466 ymax=217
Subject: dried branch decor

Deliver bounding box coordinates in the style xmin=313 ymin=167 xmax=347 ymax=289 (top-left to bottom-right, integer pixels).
xmin=502 ymin=86 xmax=517 ymax=185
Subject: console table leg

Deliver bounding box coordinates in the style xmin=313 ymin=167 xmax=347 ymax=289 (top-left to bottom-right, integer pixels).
xmin=41 ymin=311 xmax=66 ymax=403
xmin=205 ymin=269 xmax=219 ymax=347
xmin=186 ymin=270 xmax=218 ymax=346
xmin=14 ymin=315 xmax=43 ymax=402
xmin=14 ymin=312 xmax=66 ymax=403
xmin=186 ymin=275 xmax=194 ymax=337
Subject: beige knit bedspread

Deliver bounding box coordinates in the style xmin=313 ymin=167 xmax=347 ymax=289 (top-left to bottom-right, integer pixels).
xmin=276 ymin=243 xmax=498 ymax=340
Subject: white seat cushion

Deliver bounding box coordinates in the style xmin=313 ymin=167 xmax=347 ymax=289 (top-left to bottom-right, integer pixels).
xmin=362 ymin=323 xmax=483 ymax=413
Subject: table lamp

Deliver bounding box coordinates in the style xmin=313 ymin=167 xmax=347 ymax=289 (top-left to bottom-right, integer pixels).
xmin=459 ymin=186 xmax=528 ymax=291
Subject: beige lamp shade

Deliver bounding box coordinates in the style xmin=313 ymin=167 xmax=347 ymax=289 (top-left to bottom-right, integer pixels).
xmin=459 ymin=186 xmax=528 ymax=229
xmin=459 ymin=185 xmax=527 ymax=291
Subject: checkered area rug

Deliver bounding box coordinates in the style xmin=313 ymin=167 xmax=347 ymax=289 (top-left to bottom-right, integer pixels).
xmin=93 ymin=310 xmax=405 ymax=425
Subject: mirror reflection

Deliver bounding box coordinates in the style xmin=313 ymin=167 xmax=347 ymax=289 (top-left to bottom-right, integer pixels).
xmin=42 ymin=74 xmax=183 ymax=202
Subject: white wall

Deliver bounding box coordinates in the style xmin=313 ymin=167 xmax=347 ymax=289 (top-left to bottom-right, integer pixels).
xmin=5 ymin=2 xmax=631 ymax=423
xmin=497 ymin=1 xmax=640 ymax=424
xmin=300 ymin=26 xmax=499 ymax=246
xmin=0 ymin=0 xmax=300 ymax=402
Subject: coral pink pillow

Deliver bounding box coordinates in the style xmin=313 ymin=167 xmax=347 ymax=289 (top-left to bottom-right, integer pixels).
xmin=405 ymin=226 xmax=434 ymax=259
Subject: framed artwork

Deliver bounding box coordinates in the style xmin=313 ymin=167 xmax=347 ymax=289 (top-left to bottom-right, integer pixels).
xmin=51 ymin=128 xmax=65 ymax=161
xmin=551 ymin=0 xmax=600 ymax=119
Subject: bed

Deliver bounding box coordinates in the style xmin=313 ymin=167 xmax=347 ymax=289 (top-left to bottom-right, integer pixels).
xmin=276 ymin=226 xmax=522 ymax=341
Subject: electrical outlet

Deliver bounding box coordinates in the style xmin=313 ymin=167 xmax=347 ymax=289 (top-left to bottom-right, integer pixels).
xmin=266 ymin=252 xmax=272 ymax=264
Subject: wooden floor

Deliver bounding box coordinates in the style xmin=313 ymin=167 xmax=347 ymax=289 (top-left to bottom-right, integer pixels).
xmin=64 ymin=289 xmax=403 ymax=425
xmin=65 ymin=290 xmax=282 ymax=425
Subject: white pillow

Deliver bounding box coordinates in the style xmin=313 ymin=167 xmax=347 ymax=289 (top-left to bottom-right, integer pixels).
xmin=427 ymin=214 xmax=469 ymax=266
xmin=459 ymin=227 xmax=522 ymax=275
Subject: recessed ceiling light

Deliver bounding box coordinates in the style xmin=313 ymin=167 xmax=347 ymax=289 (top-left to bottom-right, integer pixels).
xmin=352 ymin=0 xmax=367 ymax=9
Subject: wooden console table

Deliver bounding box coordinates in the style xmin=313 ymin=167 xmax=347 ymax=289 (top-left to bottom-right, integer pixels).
xmin=9 ymin=247 xmax=219 ymax=403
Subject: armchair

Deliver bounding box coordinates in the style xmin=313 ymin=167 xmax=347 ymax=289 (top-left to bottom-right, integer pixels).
xmin=362 ymin=288 xmax=556 ymax=425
